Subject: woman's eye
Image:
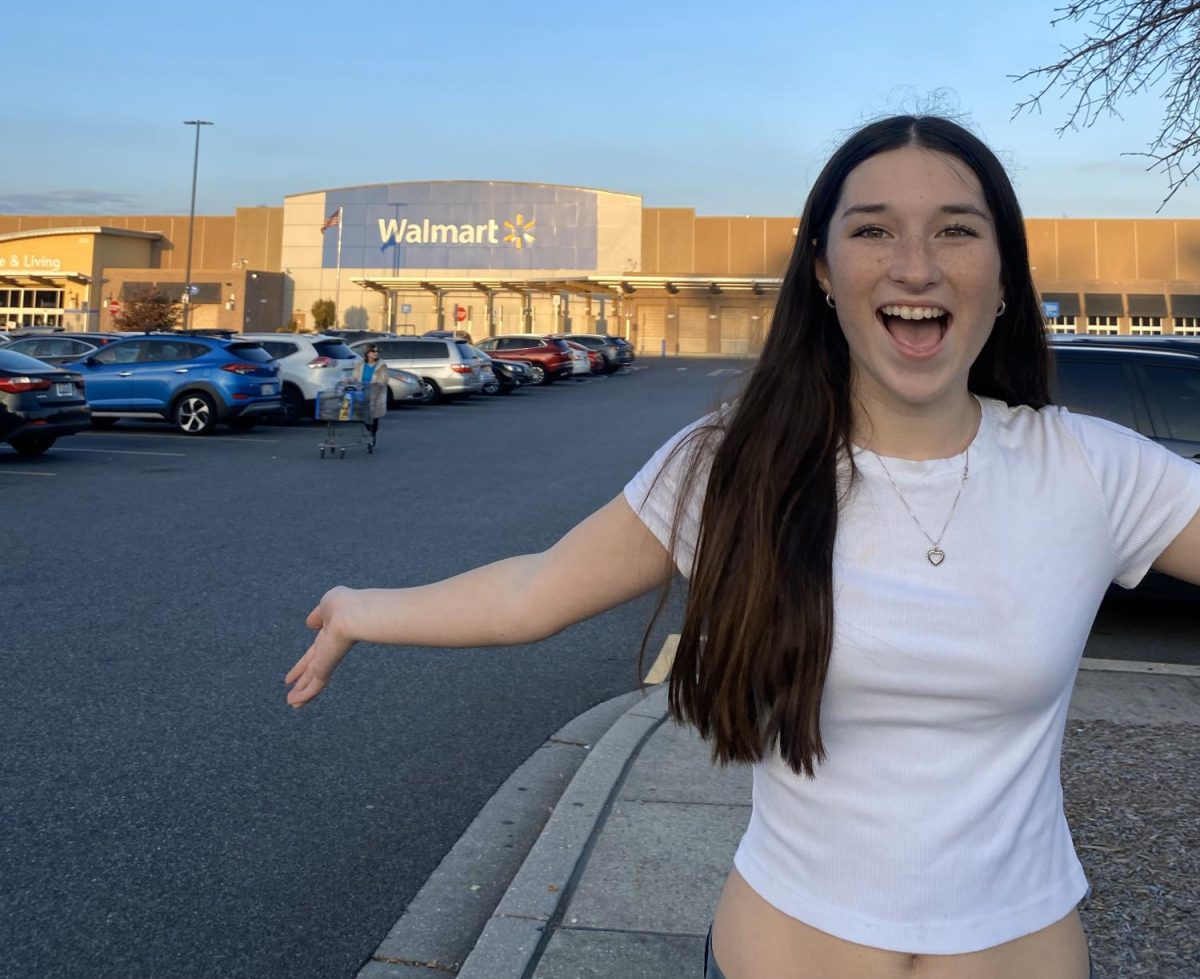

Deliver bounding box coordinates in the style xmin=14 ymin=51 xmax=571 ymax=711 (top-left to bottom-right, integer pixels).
xmin=939 ymin=224 xmax=980 ymax=238
xmin=851 ymin=225 xmax=888 ymax=239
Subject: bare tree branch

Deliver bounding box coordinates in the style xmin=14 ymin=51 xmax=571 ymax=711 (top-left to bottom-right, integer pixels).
xmin=1012 ymin=0 xmax=1200 ymax=209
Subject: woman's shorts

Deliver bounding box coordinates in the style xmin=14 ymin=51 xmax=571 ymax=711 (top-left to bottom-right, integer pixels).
xmin=703 ymin=928 xmax=1095 ymax=978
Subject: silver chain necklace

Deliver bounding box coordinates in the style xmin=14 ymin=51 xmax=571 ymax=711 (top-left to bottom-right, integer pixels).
xmin=871 ymin=449 xmax=970 ymax=566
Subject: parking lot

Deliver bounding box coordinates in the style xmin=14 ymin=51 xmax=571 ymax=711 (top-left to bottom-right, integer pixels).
xmin=2 ymin=359 xmax=747 ymax=978
xmin=4 ymin=357 xmax=1196 ymax=978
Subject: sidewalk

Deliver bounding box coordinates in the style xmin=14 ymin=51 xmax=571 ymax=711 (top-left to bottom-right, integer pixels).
xmin=363 ymin=659 xmax=1200 ymax=979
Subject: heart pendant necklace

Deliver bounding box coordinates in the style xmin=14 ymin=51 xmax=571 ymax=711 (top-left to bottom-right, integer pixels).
xmin=872 ymin=450 xmax=970 ymax=566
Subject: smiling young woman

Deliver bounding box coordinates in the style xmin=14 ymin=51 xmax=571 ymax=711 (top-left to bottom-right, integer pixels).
xmin=286 ymin=116 xmax=1200 ymax=979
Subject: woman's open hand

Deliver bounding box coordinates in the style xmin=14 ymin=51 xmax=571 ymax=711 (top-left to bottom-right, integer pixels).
xmin=285 ymin=586 xmax=360 ymax=708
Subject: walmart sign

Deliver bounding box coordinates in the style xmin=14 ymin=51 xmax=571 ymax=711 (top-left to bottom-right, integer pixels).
xmin=321 ymin=181 xmax=597 ymax=271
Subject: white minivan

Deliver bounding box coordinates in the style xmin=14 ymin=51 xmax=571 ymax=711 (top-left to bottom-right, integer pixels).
xmin=350 ymin=337 xmax=484 ymax=402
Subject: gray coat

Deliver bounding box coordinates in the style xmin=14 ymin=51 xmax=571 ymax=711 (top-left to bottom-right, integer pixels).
xmin=352 ymin=359 xmax=390 ymax=420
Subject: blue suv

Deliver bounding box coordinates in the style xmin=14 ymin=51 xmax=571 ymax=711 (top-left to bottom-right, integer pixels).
xmin=65 ymin=334 xmax=282 ymax=435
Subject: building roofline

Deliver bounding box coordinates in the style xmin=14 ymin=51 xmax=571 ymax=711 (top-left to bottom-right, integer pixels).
xmin=284 ymin=179 xmax=641 ymax=202
xmin=0 ymin=226 xmax=163 ymax=243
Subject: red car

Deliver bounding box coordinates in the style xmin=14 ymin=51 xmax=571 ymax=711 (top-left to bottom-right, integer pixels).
xmin=474 ymin=335 xmax=574 ymax=385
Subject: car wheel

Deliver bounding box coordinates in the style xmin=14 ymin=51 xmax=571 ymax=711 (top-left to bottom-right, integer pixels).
xmin=527 ymin=363 xmax=546 ymax=384
xmin=10 ymin=434 xmax=56 ymax=457
xmin=418 ymin=378 xmax=441 ymax=403
xmin=174 ymin=392 xmax=217 ymax=435
xmin=278 ymin=386 xmax=305 ymax=425
xmin=90 ymin=417 xmax=119 ymax=430
xmin=227 ymin=417 xmax=257 ymax=432
xmin=482 ymin=378 xmax=500 ymax=395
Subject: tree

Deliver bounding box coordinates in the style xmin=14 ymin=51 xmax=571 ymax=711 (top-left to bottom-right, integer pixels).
xmin=1013 ymin=0 xmax=1200 ymax=209
xmin=311 ymin=298 xmax=336 ymax=330
xmin=114 ymin=285 xmax=180 ymax=332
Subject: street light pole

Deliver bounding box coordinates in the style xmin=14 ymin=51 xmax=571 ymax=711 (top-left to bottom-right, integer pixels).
xmin=182 ymin=120 xmax=213 ymax=331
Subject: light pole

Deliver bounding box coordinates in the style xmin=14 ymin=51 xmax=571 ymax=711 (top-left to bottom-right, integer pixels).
xmin=182 ymin=120 xmax=213 ymax=331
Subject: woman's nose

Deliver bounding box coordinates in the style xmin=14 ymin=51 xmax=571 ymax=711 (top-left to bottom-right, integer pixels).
xmin=888 ymin=235 xmax=941 ymax=289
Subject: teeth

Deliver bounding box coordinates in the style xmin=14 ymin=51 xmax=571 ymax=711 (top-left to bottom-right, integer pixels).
xmin=880 ymin=305 xmax=947 ymax=320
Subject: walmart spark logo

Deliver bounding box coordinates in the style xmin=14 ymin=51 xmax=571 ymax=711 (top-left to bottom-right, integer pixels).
xmin=503 ymin=214 xmax=536 ymax=250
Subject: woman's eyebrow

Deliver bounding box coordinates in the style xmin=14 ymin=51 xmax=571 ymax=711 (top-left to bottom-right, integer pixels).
xmin=838 ymin=202 xmax=991 ymax=221
xmin=941 ymin=203 xmax=991 ymax=221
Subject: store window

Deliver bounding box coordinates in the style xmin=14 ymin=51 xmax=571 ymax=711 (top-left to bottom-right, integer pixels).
xmin=0 ymin=287 xmax=65 ymax=328
xmin=1086 ymin=315 xmax=1120 ymax=335
xmin=1046 ymin=315 xmax=1076 ymax=333
xmin=1129 ymin=316 xmax=1162 ymax=335
xmin=1174 ymin=316 xmax=1200 ymax=335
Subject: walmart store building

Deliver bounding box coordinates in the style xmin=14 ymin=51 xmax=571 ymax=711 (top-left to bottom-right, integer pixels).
xmin=2 ymin=178 xmax=1200 ymax=349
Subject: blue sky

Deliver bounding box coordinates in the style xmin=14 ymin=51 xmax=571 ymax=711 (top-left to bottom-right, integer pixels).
xmin=6 ymin=0 xmax=1196 ymax=219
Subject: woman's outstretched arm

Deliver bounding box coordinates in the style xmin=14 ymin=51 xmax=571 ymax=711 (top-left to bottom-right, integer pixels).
xmin=1153 ymin=507 xmax=1200 ymax=586
xmin=285 ymin=493 xmax=674 ymax=707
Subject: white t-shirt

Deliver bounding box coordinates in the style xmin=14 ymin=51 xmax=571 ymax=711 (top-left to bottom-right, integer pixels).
xmin=623 ymin=395 xmax=1200 ymax=954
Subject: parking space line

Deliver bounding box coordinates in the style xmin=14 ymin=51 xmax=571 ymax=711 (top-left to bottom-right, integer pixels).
xmin=643 ymin=633 xmax=680 ymax=684
xmin=78 ymin=432 xmax=279 ymax=445
xmin=0 ymin=469 xmax=55 ymax=477
xmin=54 ymin=447 xmax=187 ymax=458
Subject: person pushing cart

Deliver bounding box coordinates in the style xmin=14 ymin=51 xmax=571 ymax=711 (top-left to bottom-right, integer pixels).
xmin=315 ymin=345 xmax=389 ymax=459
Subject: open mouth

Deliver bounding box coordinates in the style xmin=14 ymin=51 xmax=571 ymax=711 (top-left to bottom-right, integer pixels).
xmin=877 ymin=304 xmax=951 ymax=358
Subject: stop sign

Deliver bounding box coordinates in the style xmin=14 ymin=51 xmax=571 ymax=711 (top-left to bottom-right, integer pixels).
xmin=454 ymin=305 xmax=468 ymax=323
xmin=108 ymin=299 xmax=120 ymax=316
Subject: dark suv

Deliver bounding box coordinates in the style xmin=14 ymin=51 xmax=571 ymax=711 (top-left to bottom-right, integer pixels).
xmin=1050 ymin=337 xmax=1200 ymax=460
xmin=474 ymin=335 xmax=573 ymax=384
xmin=64 ymin=334 xmax=281 ymax=435
xmin=1050 ymin=336 xmax=1200 ymax=598
xmin=562 ymin=333 xmax=630 ymax=372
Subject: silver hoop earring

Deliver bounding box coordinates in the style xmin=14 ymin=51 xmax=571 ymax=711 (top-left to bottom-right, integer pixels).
xmin=995 ymin=301 xmax=1006 ymax=318
xmin=825 ymin=293 xmax=836 ymax=309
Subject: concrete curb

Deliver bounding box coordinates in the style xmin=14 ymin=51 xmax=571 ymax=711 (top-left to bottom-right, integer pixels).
xmin=454 ymin=687 xmax=671 ymax=979
xmin=356 ymin=688 xmax=652 ymax=978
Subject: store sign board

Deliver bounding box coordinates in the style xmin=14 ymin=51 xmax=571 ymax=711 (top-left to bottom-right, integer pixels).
xmin=0 ymin=253 xmax=63 ymax=272
xmin=320 ymin=182 xmax=598 ymax=271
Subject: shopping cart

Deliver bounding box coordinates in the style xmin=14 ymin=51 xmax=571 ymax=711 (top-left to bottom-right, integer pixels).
xmin=316 ymin=382 xmax=374 ymax=458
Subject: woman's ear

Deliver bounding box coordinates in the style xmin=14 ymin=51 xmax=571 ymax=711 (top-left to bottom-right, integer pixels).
xmin=815 ymin=256 xmax=831 ymax=296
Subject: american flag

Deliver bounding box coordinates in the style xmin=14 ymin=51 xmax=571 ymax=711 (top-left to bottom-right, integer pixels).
xmin=320 ymin=209 xmax=340 ymax=233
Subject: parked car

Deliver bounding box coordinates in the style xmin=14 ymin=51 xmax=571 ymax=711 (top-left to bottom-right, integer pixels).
xmin=349 ymin=337 xmax=484 ymax=403
xmin=610 ymin=336 xmax=636 ymax=363
xmin=0 ymin=348 xmax=90 ymax=456
xmin=474 ymin=335 xmax=574 ymax=385
xmin=565 ymin=340 xmax=605 ymax=374
xmin=563 ymin=333 xmax=628 ymax=372
xmin=1049 ymin=336 xmax=1200 ymax=598
xmin=325 ymin=329 xmax=396 ymax=344
xmin=491 ymin=357 xmax=534 ymax=392
xmin=5 ymin=333 xmax=122 ymax=367
xmin=1049 ymin=337 xmax=1200 ymax=459
xmin=470 ymin=346 xmax=530 ymax=395
xmin=384 ymin=367 xmax=426 ymax=405
xmin=424 ymin=329 xmax=474 ymax=343
xmin=240 ymin=333 xmax=360 ymax=423
xmin=64 ymin=334 xmax=281 ymax=435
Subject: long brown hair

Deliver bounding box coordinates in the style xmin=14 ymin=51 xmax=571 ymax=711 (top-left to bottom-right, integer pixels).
xmin=654 ymin=116 xmax=1051 ymax=777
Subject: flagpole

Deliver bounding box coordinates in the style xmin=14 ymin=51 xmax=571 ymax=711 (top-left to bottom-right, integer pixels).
xmin=334 ymin=205 xmax=344 ymax=327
